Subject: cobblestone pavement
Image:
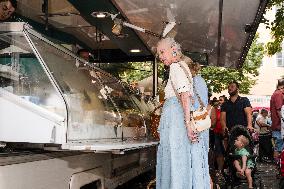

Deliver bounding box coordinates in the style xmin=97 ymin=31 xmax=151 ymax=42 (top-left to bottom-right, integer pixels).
xmin=115 ymin=162 xmax=280 ymax=189
xmin=256 ymin=162 xmax=280 ymax=189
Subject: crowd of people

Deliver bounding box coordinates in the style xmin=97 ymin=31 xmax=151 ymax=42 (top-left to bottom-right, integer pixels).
xmin=154 ymin=36 xmax=284 ymax=189
xmin=207 ymin=79 xmax=284 ymax=188
xmin=207 ymin=81 xmax=256 ymax=188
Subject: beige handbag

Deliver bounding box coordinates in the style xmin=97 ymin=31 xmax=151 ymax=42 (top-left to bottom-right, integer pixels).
xmin=170 ymin=62 xmax=211 ymax=132
xmin=190 ymin=105 xmax=211 ymax=132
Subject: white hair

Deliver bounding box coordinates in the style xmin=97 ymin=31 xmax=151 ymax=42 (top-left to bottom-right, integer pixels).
xmin=156 ymin=37 xmax=182 ymax=55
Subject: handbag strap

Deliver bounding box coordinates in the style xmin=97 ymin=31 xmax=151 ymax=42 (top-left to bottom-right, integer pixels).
xmin=170 ymin=79 xmax=182 ymax=103
xmin=170 ymin=62 xmax=205 ymax=108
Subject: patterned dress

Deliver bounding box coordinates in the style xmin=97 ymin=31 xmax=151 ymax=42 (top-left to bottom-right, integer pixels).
xmin=156 ymin=61 xmax=210 ymax=189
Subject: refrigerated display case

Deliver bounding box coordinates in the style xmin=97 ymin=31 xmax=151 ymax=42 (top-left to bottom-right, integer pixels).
xmin=0 ymin=22 xmax=158 ymax=152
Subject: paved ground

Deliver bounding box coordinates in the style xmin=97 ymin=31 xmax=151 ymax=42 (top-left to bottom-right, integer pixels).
xmin=256 ymin=162 xmax=280 ymax=189
xmin=115 ymin=162 xmax=280 ymax=189
xmin=115 ymin=170 xmax=155 ymax=189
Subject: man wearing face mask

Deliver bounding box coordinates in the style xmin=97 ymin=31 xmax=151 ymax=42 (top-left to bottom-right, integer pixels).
xmin=0 ymin=0 xmax=17 ymax=21
xmin=220 ymin=81 xmax=253 ymax=135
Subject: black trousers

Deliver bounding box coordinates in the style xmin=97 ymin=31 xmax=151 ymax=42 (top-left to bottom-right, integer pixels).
xmin=259 ymin=133 xmax=273 ymax=159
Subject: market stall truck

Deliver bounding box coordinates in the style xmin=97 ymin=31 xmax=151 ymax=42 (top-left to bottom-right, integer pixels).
xmin=0 ymin=22 xmax=158 ymax=189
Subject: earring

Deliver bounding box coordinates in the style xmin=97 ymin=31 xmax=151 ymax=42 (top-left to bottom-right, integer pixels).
xmin=172 ymin=51 xmax=177 ymax=57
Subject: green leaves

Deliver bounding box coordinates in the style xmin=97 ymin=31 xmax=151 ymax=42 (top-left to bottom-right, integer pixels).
xmin=265 ymin=0 xmax=284 ymax=55
xmin=106 ymin=62 xmax=164 ymax=83
xmin=119 ymin=62 xmax=152 ymax=83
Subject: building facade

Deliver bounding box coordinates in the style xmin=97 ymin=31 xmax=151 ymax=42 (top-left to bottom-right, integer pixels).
xmin=250 ymin=7 xmax=284 ymax=96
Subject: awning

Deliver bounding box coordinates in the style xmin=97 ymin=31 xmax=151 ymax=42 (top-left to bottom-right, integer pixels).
xmin=68 ymin=0 xmax=268 ymax=67
xmin=15 ymin=0 xmax=268 ymax=67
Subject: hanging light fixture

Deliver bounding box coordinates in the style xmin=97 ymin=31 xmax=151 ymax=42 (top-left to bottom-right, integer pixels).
xmin=130 ymin=49 xmax=141 ymax=53
xmin=91 ymin=12 xmax=109 ymax=18
xmin=91 ymin=11 xmax=167 ymax=38
xmin=111 ymin=19 xmax=123 ymax=36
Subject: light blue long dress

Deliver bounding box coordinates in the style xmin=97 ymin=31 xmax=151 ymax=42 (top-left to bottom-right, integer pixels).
xmin=156 ymin=73 xmax=210 ymax=189
xmin=190 ymin=75 xmax=210 ymax=188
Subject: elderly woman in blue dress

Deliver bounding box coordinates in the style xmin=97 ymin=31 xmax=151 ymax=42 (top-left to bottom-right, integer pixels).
xmin=156 ymin=37 xmax=210 ymax=189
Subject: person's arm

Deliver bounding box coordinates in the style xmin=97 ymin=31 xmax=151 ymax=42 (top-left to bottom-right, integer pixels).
xmin=256 ymin=118 xmax=270 ymax=128
xmin=210 ymin=106 xmax=217 ymax=128
xmin=220 ymin=111 xmax=227 ymax=134
xmin=180 ymin=92 xmax=198 ymax=141
xmin=243 ymin=98 xmax=253 ymax=131
xmin=180 ymin=92 xmax=191 ymax=123
xmin=274 ymin=92 xmax=284 ymax=120
xmin=170 ymin=63 xmax=196 ymax=141
xmin=244 ymin=107 xmax=253 ymax=130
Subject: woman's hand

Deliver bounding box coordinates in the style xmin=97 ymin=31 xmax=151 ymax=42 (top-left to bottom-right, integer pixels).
xmin=222 ymin=126 xmax=229 ymax=137
xmin=186 ymin=124 xmax=198 ymax=142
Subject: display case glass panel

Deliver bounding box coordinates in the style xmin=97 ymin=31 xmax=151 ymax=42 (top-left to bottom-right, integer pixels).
xmin=28 ymin=33 xmax=147 ymax=140
xmin=0 ymin=32 xmax=66 ymax=117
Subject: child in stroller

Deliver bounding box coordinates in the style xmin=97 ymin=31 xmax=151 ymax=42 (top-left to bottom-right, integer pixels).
xmin=233 ymin=134 xmax=254 ymax=188
xmin=226 ymin=125 xmax=258 ymax=188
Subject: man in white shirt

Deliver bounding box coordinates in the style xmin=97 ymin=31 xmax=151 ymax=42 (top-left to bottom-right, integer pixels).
xmin=255 ymin=109 xmax=270 ymax=134
xmin=256 ymin=109 xmax=273 ymax=162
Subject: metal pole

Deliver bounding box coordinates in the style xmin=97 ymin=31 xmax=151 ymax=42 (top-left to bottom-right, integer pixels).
xmin=152 ymin=58 xmax=158 ymax=98
xmin=43 ymin=0 xmax=49 ymax=31
xmin=217 ymin=0 xmax=224 ymax=66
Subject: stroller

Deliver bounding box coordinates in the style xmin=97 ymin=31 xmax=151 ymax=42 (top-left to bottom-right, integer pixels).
xmin=225 ymin=125 xmax=263 ymax=188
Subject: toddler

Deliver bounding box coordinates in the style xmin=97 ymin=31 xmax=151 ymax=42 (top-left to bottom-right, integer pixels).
xmin=233 ymin=135 xmax=254 ymax=188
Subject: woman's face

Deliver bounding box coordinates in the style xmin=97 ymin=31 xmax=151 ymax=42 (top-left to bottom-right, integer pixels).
xmin=0 ymin=1 xmax=15 ymax=21
xmin=157 ymin=47 xmax=173 ymax=66
xmin=156 ymin=42 xmax=180 ymax=66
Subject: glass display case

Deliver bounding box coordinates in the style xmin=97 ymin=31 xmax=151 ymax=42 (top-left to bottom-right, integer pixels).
xmin=0 ymin=23 xmax=157 ymax=152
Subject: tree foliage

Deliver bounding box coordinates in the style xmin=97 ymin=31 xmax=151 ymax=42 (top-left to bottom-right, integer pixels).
xmin=101 ymin=36 xmax=264 ymax=94
xmin=99 ymin=62 xmax=164 ymax=83
xmin=201 ymin=34 xmax=264 ymax=94
xmin=119 ymin=62 xmax=152 ymax=83
xmin=264 ymin=0 xmax=284 ymax=55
